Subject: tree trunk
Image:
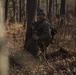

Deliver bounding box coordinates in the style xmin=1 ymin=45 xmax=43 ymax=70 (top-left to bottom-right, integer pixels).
xmin=21 ymin=0 xmax=26 ymax=22
xmin=56 ymin=0 xmax=58 ymax=15
xmin=75 ymin=0 xmax=76 ymax=16
xmin=5 ymin=0 xmax=8 ymax=22
xmin=13 ymin=0 xmax=15 ymax=23
xmin=48 ymin=0 xmax=52 ymax=20
xmin=25 ymin=0 xmax=37 ymax=42
xmin=0 ymin=0 xmax=9 ymax=75
xmin=60 ymin=0 xmax=65 ymax=16
xmin=19 ymin=0 xmax=21 ymax=22
xmin=38 ymin=0 xmax=40 ymax=8
xmin=46 ymin=0 xmax=48 ymax=15
xmin=53 ymin=0 xmax=55 ymax=15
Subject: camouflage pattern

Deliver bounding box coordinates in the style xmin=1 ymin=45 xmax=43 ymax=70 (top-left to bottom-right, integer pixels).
xmin=31 ymin=19 xmax=51 ymax=41
xmin=25 ymin=19 xmax=52 ymax=57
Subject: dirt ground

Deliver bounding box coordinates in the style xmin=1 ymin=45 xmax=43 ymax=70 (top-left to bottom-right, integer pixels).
xmin=6 ymin=16 xmax=76 ymax=75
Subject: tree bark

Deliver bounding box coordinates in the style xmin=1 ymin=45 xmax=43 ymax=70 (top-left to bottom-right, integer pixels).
xmin=38 ymin=0 xmax=40 ymax=8
xmin=21 ymin=0 xmax=26 ymax=22
xmin=60 ymin=0 xmax=65 ymax=16
xmin=56 ymin=0 xmax=58 ymax=15
xmin=48 ymin=0 xmax=52 ymax=20
xmin=13 ymin=0 xmax=15 ymax=22
xmin=53 ymin=0 xmax=55 ymax=14
xmin=19 ymin=0 xmax=21 ymax=22
xmin=75 ymin=0 xmax=76 ymax=16
xmin=25 ymin=0 xmax=37 ymax=42
xmin=5 ymin=0 xmax=8 ymax=22
xmin=46 ymin=0 xmax=48 ymax=17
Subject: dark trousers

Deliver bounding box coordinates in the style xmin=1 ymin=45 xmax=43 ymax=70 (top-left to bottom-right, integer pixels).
xmin=37 ymin=40 xmax=47 ymax=55
xmin=25 ymin=39 xmax=47 ymax=57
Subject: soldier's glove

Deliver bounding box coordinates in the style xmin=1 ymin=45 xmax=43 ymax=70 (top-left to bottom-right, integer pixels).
xmin=33 ymin=35 xmax=39 ymax=40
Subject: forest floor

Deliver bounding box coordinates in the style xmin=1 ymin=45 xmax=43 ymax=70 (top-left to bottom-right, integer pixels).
xmin=6 ymin=19 xmax=76 ymax=75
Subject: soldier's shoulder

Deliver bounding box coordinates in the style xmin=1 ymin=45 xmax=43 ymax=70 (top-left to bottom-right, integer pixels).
xmin=42 ymin=20 xmax=50 ymax=26
xmin=31 ymin=21 xmax=37 ymax=27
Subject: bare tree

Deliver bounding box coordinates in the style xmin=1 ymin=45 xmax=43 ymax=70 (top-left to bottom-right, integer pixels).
xmin=19 ymin=0 xmax=21 ymax=22
xmin=5 ymin=0 xmax=8 ymax=22
xmin=46 ymin=0 xmax=48 ymax=16
xmin=13 ymin=0 xmax=15 ymax=22
xmin=56 ymin=0 xmax=58 ymax=15
xmin=21 ymin=0 xmax=26 ymax=22
xmin=25 ymin=0 xmax=37 ymax=42
xmin=38 ymin=0 xmax=41 ymax=8
xmin=48 ymin=0 xmax=52 ymax=20
xmin=60 ymin=0 xmax=66 ymax=16
xmin=7 ymin=0 xmax=15 ymax=23
xmin=0 ymin=0 xmax=9 ymax=75
xmin=53 ymin=0 xmax=55 ymax=15
xmin=75 ymin=0 xmax=76 ymax=16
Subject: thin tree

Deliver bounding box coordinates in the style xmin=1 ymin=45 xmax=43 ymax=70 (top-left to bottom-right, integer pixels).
xmin=75 ymin=0 xmax=76 ymax=16
xmin=46 ymin=0 xmax=48 ymax=17
xmin=56 ymin=0 xmax=58 ymax=15
xmin=48 ymin=0 xmax=52 ymax=20
xmin=5 ymin=0 xmax=8 ymax=22
xmin=19 ymin=0 xmax=21 ymax=22
xmin=7 ymin=0 xmax=15 ymax=23
xmin=53 ymin=0 xmax=55 ymax=15
xmin=12 ymin=0 xmax=16 ymax=23
xmin=38 ymin=0 xmax=40 ymax=8
xmin=60 ymin=0 xmax=66 ymax=16
xmin=59 ymin=0 xmax=66 ymax=26
xmin=21 ymin=0 xmax=26 ymax=22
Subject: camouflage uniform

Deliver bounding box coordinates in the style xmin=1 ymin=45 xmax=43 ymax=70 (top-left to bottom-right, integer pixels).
xmin=25 ymin=8 xmax=52 ymax=57
xmin=30 ymin=19 xmax=52 ymax=57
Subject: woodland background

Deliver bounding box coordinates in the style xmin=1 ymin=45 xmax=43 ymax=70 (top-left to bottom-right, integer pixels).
xmin=1 ymin=0 xmax=76 ymax=75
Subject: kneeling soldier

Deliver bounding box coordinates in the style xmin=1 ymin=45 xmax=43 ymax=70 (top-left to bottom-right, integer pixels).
xmin=31 ymin=8 xmax=52 ymax=58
